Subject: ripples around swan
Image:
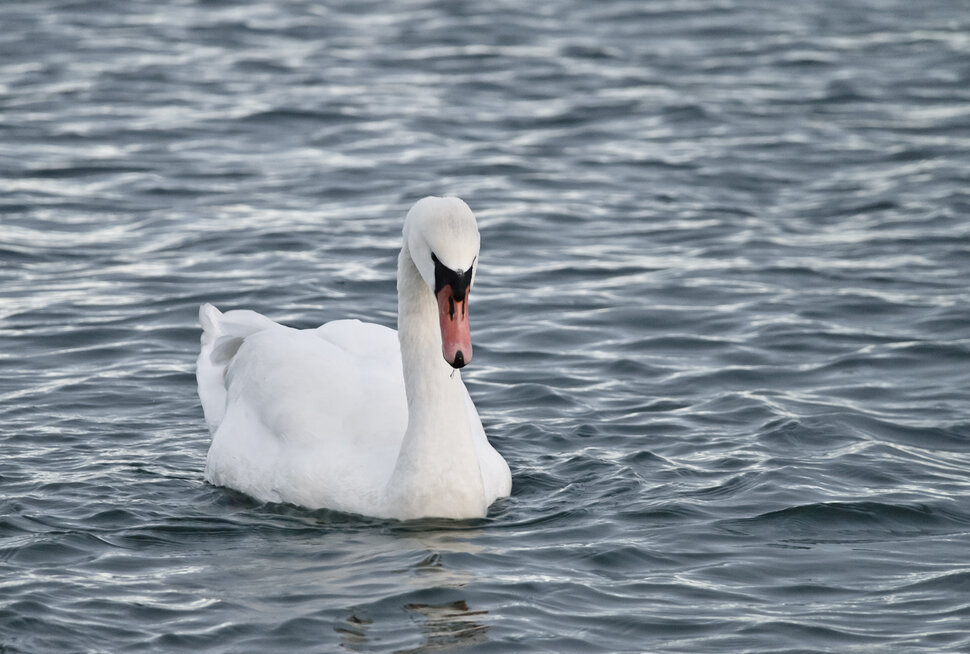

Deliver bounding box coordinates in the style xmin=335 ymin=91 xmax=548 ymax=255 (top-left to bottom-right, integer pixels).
xmin=2 ymin=0 xmax=970 ymax=651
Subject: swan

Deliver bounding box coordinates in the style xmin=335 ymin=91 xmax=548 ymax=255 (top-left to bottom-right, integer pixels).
xmin=196 ymin=196 xmax=511 ymax=520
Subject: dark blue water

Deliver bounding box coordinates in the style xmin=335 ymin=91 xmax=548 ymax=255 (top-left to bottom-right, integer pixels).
xmin=3 ymin=1 xmax=970 ymax=651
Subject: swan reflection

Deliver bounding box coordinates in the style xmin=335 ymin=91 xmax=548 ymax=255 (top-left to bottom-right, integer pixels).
xmin=399 ymin=599 xmax=489 ymax=652
xmin=337 ymin=598 xmax=488 ymax=653
xmin=336 ymin=536 xmax=490 ymax=652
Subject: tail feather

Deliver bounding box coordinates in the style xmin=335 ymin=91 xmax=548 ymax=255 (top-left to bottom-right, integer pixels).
xmin=196 ymin=304 xmax=275 ymax=432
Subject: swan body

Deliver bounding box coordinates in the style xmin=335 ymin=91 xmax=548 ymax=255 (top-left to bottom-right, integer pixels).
xmin=197 ymin=197 xmax=511 ymax=520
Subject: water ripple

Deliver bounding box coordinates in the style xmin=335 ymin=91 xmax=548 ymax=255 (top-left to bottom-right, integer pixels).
xmin=3 ymin=0 xmax=970 ymax=651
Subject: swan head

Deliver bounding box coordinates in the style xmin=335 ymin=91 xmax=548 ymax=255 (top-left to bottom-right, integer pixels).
xmin=404 ymin=196 xmax=481 ymax=369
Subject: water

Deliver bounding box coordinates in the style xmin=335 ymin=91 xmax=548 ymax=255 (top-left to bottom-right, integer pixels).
xmin=2 ymin=0 xmax=970 ymax=651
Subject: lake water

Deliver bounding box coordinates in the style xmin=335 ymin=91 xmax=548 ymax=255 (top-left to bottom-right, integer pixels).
xmin=2 ymin=1 xmax=970 ymax=651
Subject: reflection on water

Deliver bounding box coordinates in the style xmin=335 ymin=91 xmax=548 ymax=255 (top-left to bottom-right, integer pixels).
xmin=336 ymin=599 xmax=488 ymax=653
xmin=399 ymin=600 xmax=489 ymax=653
xmin=336 ymin=598 xmax=489 ymax=653
xmin=335 ymin=612 xmax=372 ymax=651
xmin=336 ymin=541 xmax=489 ymax=653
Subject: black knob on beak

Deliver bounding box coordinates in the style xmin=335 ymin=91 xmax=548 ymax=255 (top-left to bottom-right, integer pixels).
xmin=452 ymin=351 xmax=466 ymax=369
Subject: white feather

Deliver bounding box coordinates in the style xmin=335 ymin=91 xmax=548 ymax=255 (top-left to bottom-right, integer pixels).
xmin=196 ymin=197 xmax=511 ymax=520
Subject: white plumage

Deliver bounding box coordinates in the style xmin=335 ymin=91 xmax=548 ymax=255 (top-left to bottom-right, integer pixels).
xmin=196 ymin=197 xmax=511 ymax=520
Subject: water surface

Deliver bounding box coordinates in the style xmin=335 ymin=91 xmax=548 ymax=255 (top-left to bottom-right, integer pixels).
xmin=2 ymin=1 xmax=970 ymax=651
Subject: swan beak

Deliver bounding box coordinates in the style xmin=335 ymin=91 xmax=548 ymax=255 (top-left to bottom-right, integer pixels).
xmin=436 ymin=286 xmax=472 ymax=368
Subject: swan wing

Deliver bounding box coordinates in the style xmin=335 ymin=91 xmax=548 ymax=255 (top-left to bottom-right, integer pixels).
xmin=197 ymin=305 xmax=407 ymax=511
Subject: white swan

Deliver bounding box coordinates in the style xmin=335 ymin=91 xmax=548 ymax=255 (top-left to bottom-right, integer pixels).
xmin=196 ymin=196 xmax=511 ymax=520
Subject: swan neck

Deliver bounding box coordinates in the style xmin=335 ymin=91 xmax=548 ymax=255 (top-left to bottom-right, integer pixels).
xmin=387 ymin=244 xmax=487 ymax=519
xmin=396 ymin=244 xmax=466 ymax=418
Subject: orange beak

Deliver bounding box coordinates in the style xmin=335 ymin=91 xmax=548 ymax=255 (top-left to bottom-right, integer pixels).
xmin=436 ymin=285 xmax=472 ymax=368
